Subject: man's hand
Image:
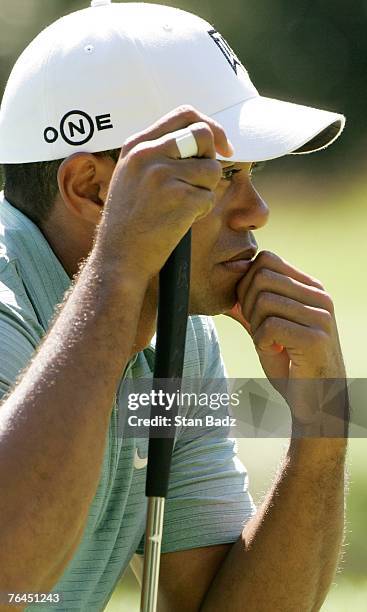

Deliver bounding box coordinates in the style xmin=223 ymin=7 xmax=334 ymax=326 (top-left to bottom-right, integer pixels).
xmin=95 ymin=106 xmax=233 ymax=281
xmin=226 ymin=250 xmax=347 ymax=430
xmin=159 ymin=250 xmax=348 ymax=612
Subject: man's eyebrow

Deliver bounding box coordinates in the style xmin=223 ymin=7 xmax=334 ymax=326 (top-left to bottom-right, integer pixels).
xmin=219 ymin=161 xmax=237 ymax=168
xmin=219 ymin=160 xmax=267 ymax=167
xmin=219 ymin=161 xmax=249 ymax=169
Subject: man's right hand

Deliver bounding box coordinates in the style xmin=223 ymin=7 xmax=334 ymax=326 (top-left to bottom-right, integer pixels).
xmin=95 ymin=106 xmax=234 ymax=280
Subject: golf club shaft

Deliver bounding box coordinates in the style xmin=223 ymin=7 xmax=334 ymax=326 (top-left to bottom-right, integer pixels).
xmin=141 ymin=230 xmax=191 ymax=612
xmin=140 ymin=497 xmax=165 ymax=612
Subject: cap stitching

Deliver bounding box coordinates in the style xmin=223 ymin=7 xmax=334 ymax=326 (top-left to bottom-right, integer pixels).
xmin=210 ymin=93 xmax=260 ymax=118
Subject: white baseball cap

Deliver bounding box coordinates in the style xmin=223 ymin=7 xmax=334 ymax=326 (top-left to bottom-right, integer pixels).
xmin=0 ymin=0 xmax=345 ymax=164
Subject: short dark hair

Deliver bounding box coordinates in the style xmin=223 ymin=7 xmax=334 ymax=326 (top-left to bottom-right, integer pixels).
xmin=1 ymin=148 xmax=120 ymax=227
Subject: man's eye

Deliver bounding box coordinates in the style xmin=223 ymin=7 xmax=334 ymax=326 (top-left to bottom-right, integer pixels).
xmin=221 ymin=162 xmax=266 ymax=181
xmin=221 ymin=168 xmax=241 ymax=181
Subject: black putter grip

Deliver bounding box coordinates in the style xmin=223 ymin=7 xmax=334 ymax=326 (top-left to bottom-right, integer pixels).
xmin=146 ymin=229 xmax=191 ymax=498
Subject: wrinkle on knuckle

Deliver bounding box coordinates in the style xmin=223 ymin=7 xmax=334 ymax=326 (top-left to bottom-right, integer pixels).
xmin=193 ymin=121 xmax=213 ymax=139
xmin=311 ymin=277 xmax=325 ymax=290
xmin=172 ymin=180 xmax=191 ymax=200
xmin=175 ymin=105 xmax=198 ymax=121
xmin=253 ymin=316 xmax=275 ymax=346
xmin=311 ymin=287 xmax=334 ymax=314
xmin=257 ymin=250 xmax=277 ymax=264
xmin=255 ymin=290 xmax=272 ymax=311
xmin=177 ymin=181 xmax=195 ymax=199
xmin=121 ymin=142 xmax=132 ymax=157
xmin=122 ymin=135 xmax=141 ymax=156
xmin=264 ymin=315 xmax=278 ymax=330
xmin=152 ymin=176 xmax=181 ymax=206
xmin=258 ymin=316 xmax=277 ymax=338
xmin=253 ymin=268 xmax=267 ymax=290
xmin=128 ymin=143 xmax=150 ymax=165
xmin=321 ymin=292 xmax=334 ymax=313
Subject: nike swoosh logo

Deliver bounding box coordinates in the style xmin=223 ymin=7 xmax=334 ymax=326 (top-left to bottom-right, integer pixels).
xmin=134 ymin=448 xmax=148 ymax=470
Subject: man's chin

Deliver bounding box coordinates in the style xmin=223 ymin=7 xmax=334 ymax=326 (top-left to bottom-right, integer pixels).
xmin=189 ymin=291 xmax=237 ymax=316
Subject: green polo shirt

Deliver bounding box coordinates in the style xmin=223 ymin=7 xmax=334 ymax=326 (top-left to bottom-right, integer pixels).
xmin=0 ymin=193 xmax=255 ymax=611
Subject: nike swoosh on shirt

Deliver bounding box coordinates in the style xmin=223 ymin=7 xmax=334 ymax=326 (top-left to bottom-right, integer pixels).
xmin=134 ymin=448 xmax=148 ymax=470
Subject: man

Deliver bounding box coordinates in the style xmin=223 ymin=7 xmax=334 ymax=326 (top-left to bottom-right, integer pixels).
xmin=0 ymin=1 xmax=348 ymax=611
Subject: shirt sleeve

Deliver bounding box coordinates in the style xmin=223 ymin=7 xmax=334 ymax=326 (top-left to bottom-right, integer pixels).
xmin=0 ymin=270 xmax=43 ymax=400
xmin=136 ymin=316 xmax=256 ymax=554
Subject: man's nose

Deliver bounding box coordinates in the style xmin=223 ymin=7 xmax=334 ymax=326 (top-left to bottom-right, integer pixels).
xmin=227 ymin=183 xmax=269 ymax=231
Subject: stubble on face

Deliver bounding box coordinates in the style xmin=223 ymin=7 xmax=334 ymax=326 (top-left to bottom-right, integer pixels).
xmin=188 ymin=219 xmax=246 ymax=316
xmin=187 ymin=162 xmax=262 ymax=316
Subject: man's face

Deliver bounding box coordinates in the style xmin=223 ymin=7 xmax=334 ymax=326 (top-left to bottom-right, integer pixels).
xmin=189 ymin=161 xmax=269 ymax=315
xmin=55 ymin=155 xmax=269 ymax=329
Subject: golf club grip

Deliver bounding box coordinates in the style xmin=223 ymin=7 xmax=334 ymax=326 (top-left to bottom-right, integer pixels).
xmin=146 ymin=229 xmax=191 ymax=498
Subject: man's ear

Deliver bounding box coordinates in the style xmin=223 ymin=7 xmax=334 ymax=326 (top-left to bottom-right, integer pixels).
xmin=57 ymin=152 xmax=115 ymax=224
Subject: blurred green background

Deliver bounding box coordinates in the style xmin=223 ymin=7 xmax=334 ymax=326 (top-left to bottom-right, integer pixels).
xmin=1 ymin=0 xmax=366 ymax=610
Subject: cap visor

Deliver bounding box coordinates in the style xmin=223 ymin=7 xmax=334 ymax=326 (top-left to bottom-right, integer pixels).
xmin=212 ymin=95 xmax=345 ymax=162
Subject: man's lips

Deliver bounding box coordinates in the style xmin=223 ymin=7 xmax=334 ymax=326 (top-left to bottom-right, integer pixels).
xmin=221 ymin=259 xmax=254 ymax=273
xmin=220 ymin=248 xmax=257 ymax=274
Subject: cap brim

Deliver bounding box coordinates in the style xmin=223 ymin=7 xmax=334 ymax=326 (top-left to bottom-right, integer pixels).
xmin=212 ymin=95 xmax=345 ymax=162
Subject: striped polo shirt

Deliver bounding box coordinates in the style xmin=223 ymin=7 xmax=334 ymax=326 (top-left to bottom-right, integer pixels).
xmin=0 ymin=194 xmax=255 ymax=611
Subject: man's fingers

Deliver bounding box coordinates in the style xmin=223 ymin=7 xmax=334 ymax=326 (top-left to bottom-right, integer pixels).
xmin=237 ymin=251 xmax=325 ymax=309
xmin=121 ymin=105 xmax=233 ymax=158
xmin=124 ymin=149 xmax=222 ymax=193
xmin=249 ymin=293 xmax=334 ymax=335
xmin=165 ymin=123 xmax=217 ymax=160
xmin=241 ymin=268 xmax=334 ymax=323
xmin=252 ymin=316 xmax=325 ymax=356
xmin=122 ymin=123 xmax=224 ymax=194
xmin=128 ymin=122 xmax=220 ymax=163
xmin=166 ymin=157 xmax=222 ymax=191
